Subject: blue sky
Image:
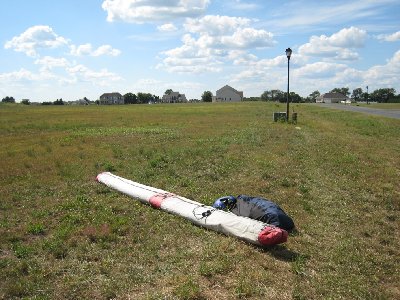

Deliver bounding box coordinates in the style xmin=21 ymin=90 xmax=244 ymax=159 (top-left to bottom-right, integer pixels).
xmin=1 ymin=0 xmax=399 ymax=102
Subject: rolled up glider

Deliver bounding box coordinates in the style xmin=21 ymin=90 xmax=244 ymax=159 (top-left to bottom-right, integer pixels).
xmin=96 ymin=172 xmax=288 ymax=246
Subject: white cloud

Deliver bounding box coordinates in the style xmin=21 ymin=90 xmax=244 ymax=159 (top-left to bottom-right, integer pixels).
xmin=184 ymin=15 xmax=250 ymax=35
xmin=258 ymin=55 xmax=290 ymax=68
xmin=34 ymin=56 xmax=70 ymax=69
xmin=294 ymin=62 xmax=348 ymax=79
xmin=158 ymin=15 xmax=275 ymax=73
xmin=229 ymin=0 xmax=259 ymax=11
xmin=377 ymin=31 xmax=400 ymax=42
xmin=102 ymin=0 xmax=210 ymax=23
xmin=0 ymin=68 xmax=37 ymax=81
xmin=70 ymin=43 xmax=92 ymax=56
xmin=298 ymin=27 xmax=367 ymax=60
xmin=70 ymin=43 xmax=121 ymax=56
xmin=157 ymin=23 xmax=178 ymax=32
xmin=364 ymin=50 xmax=400 ymax=86
xmin=92 ymin=45 xmax=121 ymax=56
xmin=4 ymin=25 xmax=68 ymax=57
xmin=263 ymin=0 xmax=398 ymax=32
xmin=1 ymin=61 xmax=122 ymax=92
xmin=66 ymin=64 xmax=122 ymax=85
xmin=228 ymin=50 xmax=258 ymax=65
xmin=328 ymin=27 xmax=367 ymax=48
xmin=158 ymin=55 xmax=223 ymax=73
xmin=4 ymin=25 xmax=121 ymax=59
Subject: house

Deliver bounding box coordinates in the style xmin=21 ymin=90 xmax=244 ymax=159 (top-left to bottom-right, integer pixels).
xmin=316 ymin=92 xmax=349 ymax=103
xmin=99 ymin=92 xmax=124 ymax=105
xmin=70 ymin=98 xmax=91 ymax=105
xmin=214 ymin=85 xmax=243 ymax=102
xmin=161 ymin=91 xmax=187 ymax=103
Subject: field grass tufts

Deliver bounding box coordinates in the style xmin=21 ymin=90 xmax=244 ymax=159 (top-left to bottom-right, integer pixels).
xmin=0 ymin=102 xmax=399 ymax=299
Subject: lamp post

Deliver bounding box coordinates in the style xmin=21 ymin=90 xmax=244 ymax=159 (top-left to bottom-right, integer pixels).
xmin=285 ymin=48 xmax=292 ymax=122
xmin=366 ymin=85 xmax=369 ymax=104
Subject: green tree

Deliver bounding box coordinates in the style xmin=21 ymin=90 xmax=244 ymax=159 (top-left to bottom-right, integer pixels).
xmin=201 ymin=91 xmax=212 ymax=102
xmin=260 ymin=90 xmax=270 ymax=101
xmin=289 ymin=92 xmax=303 ymax=103
xmin=330 ymin=87 xmax=350 ymax=97
xmin=53 ymin=98 xmax=64 ymax=105
xmin=308 ymin=90 xmax=320 ymax=102
xmin=370 ymin=88 xmax=396 ymax=103
xmin=137 ymin=92 xmax=153 ymax=104
xmin=2 ymin=96 xmax=15 ymax=103
xmin=123 ymin=92 xmax=137 ymax=104
xmin=260 ymin=90 xmax=284 ymax=102
xmin=165 ymin=89 xmax=173 ymax=95
xmin=21 ymin=99 xmax=30 ymax=105
xmin=351 ymin=88 xmax=363 ymax=102
xmin=271 ymin=90 xmax=284 ymax=102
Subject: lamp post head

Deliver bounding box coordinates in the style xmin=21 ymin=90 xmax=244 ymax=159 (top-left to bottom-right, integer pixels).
xmin=285 ymin=48 xmax=292 ymax=60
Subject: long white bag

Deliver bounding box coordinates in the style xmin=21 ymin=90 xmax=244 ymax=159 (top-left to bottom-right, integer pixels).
xmin=96 ymin=172 xmax=288 ymax=246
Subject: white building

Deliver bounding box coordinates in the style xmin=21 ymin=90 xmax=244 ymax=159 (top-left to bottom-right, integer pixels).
xmin=214 ymin=85 xmax=243 ymax=102
xmin=161 ymin=91 xmax=187 ymax=103
xmin=316 ymin=92 xmax=349 ymax=103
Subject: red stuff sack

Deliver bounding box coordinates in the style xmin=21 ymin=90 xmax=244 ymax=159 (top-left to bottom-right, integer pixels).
xmin=258 ymin=226 xmax=288 ymax=246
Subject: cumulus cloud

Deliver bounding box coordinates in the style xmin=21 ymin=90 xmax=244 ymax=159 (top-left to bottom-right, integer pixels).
xmin=66 ymin=64 xmax=122 ymax=84
xmin=1 ymin=59 xmax=122 ymax=90
xmin=4 ymin=25 xmax=68 ymax=57
xmin=4 ymin=25 xmax=121 ymax=59
xmin=0 ymin=68 xmax=37 ymax=81
xmin=377 ymin=31 xmax=400 ymax=42
xmin=294 ymin=62 xmax=348 ymax=79
xmin=70 ymin=43 xmax=121 ymax=56
xmin=102 ymin=0 xmax=210 ymax=23
xmin=299 ymin=27 xmax=367 ymax=60
xmin=158 ymin=15 xmax=275 ymax=73
xmin=157 ymin=23 xmax=178 ymax=32
xmin=34 ymin=56 xmax=70 ymax=69
xmin=184 ymin=15 xmax=250 ymax=35
xmin=364 ymin=50 xmax=400 ymax=86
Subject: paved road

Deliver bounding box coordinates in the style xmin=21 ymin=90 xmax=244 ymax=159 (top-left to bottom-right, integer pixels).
xmin=315 ymin=103 xmax=400 ymax=119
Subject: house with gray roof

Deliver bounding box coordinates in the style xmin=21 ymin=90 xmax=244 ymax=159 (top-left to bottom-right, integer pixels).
xmin=316 ymin=92 xmax=349 ymax=103
xmin=99 ymin=92 xmax=124 ymax=105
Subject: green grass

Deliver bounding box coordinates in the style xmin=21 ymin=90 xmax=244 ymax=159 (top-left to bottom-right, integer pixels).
xmin=0 ymin=102 xmax=399 ymax=299
xmin=354 ymin=102 xmax=400 ymax=109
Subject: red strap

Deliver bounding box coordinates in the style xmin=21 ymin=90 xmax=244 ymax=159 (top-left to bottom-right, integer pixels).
xmin=148 ymin=193 xmax=175 ymax=209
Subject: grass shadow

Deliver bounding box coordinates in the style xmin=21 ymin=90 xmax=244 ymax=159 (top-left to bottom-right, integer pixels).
xmin=265 ymin=245 xmax=301 ymax=262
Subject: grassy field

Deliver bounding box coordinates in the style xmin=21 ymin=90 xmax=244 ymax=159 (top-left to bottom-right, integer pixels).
xmin=354 ymin=103 xmax=400 ymax=109
xmin=0 ymin=102 xmax=399 ymax=299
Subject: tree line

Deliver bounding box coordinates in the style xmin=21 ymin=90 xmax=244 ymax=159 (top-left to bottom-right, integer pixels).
xmin=2 ymin=87 xmax=399 ymax=105
xmin=0 ymin=93 xmax=160 ymax=105
xmin=249 ymin=87 xmax=400 ymax=103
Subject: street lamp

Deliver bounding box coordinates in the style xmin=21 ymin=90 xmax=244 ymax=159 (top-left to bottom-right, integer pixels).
xmin=285 ymin=48 xmax=292 ymax=122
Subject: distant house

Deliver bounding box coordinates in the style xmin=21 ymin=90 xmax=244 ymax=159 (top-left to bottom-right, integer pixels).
xmin=99 ymin=92 xmax=124 ymax=105
xmin=316 ymin=92 xmax=349 ymax=103
xmin=214 ymin=85 xmax=243 ymax=102
xmin=70 ymin=98 xmax=91 ymax=105
xmin=161 ymin=91 xmax=187 ymax=103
